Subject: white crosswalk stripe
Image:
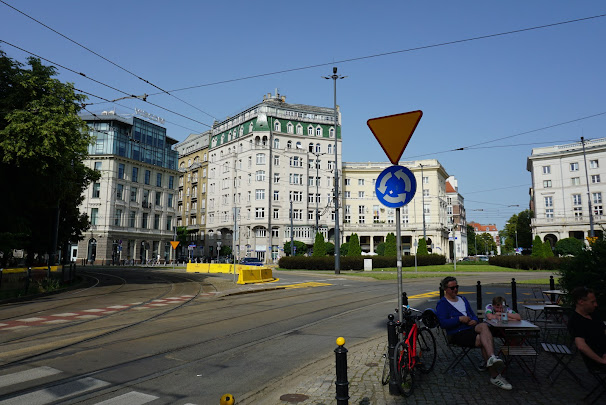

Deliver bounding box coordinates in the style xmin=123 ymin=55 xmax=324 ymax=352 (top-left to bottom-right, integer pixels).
xmin=92 ymin=391 xmax=158 ymax=405
xmin=0 ymin=377 xmax=110 ymax=405
xmin=0 ymin=367 xmax=62 ymax=389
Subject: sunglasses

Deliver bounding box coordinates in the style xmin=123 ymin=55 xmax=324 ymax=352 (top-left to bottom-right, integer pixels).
xmin=447 ymin=285 xmax=459 ymax=290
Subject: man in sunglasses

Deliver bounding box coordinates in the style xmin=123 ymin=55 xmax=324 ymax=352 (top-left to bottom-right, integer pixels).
xmin=436 ymin=276 xmax=511 ymax=390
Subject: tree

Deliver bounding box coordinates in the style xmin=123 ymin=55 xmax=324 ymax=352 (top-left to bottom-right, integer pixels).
xmin=284 ymin=240 xmax=307 ymax=256
xmin=467 ymin=225 xmax=477 ymax=256
xmin=219 ymin=245 xmax=232 ymax=257
xmin=543 ymin=240 xmax=554 ymax=257
xmin=417 ymin=238 xmax=429 ymax=255
xmin=503 ymin=210 xmax=534 ymax=254
xmin=476 ymin=233 xmax=497 ymax=255
xmin=384 ymin=233 xmax=397 ymax=256
xmin=0 ymin=50 xmax=98 ymax=266
xmin=531 ymin=235 xmax=544 ymax=258
xmin=348 ymin=233 xmax=362 ymax=256
xmin=340 ymin=242 xmax=350 ymax=256
xmin=375 ymin=242 xmax=386 ymax=256
xmin=325 ymin=242 xmax=335 ymax=256
xmin=312 ymin=232 xmax=326 ymax=257
xmin=554 ymin=237 xmax=584 ymax=257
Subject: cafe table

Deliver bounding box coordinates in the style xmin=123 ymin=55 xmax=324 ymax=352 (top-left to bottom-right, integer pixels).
xmin=542 ymin=289 xmax=566 ymax=305
xmin=486 ymin=318 xmax=541 ymax=381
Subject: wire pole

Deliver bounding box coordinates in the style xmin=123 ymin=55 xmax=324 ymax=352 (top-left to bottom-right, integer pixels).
xmin=581 ymin=137 xmax=595 ymax=237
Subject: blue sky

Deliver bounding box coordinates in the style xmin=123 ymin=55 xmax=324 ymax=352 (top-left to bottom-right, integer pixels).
xmin=2 ymin=1 xmax=605 ymax=229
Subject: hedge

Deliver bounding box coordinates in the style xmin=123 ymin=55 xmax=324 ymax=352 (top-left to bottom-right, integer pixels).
xmin=278 ymin=254 xmax=446 ymax=270
xmin=489 ymin=255 xmax=567 ymax=270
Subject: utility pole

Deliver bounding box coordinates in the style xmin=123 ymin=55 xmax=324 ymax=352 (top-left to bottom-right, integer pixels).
xmin=290 ymin=200 xmax=294 ymax=256
xmin=420 ymin=163 xmax=427 ymax=241
xmin=323 ymin=67 xmax=346 ymax=274
xmin=581 ymin=137 xmax=595 ymax=237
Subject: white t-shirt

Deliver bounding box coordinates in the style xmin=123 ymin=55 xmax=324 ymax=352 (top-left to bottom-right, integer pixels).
xmin=447 ymin=297 xmax=467 ymax=316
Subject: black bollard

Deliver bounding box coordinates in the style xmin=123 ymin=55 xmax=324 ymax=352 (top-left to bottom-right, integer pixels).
xmin=476 ymin=281 xmax=482 ymax=311
xmin=0 ymin=268 xmax=3 ymax=289
xmin=387 ymin=314 xmax=399 ymax=395
xmin=549 ymin=275 xmax=555 ymax=303
xmin=402 ymin=292 xmax=409 ymax=307
xmin=25 ymin=267 xmax=31 ymax=293
xmin=335 ymin=337 xmax=349 ymax=405
xmin=439 ymin=284 xmax=444 ymax=299
xmin=511 ymin=278 xmax=518 ymax=313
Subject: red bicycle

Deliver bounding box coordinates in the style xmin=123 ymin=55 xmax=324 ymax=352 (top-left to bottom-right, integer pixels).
xmin=392 ymin=306 xmax=438 ymax=396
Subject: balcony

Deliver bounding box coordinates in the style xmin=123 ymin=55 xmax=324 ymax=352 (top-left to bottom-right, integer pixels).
xmin=142 ymin=202 xmax=151 ymax=209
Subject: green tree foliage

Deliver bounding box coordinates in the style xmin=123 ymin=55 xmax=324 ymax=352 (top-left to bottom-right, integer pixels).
xmin=348 ymin=233 xmax=362 ymax=256
xmin=503 ymin=210 xmax=534 ymax=253
xmin=554 ymin=237 xmax=584 ymax=257
xmin=325 ymin=242 xmax=335 ymax=256
xmin=0 ymin=50 xmax=98 ymax=266
xmin=543 ymin=240 xmax=554 ymax=257
xmin=477 ymin=233 xmax=497 ymax=255
xmin=417 ymin=238 xmax=429 ymax=255
xmin=384 ymin=232 xmax=397 ymax=256
xmin=312 ymin=232 xmax=327 ymax=257
xmin=340 ymin=242 xmax=350 ymax=256
xmin=531 ymin=235 xmax=544 ymax=257
xmin=219 ymin=245 xmax=232 ymax=256
xmin=559 ymin=239 xmax=606 ymax=313
xmin=375 ymin=242 xmax=386 ymax=256
xmin=284 ymin=240 xmax=308 ymax=256
xmin=467 ymin=225 xmax=477 ymax=256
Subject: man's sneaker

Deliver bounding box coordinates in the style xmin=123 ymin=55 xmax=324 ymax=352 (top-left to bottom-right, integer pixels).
xmin=486 ymin=355 xmax=504 ymax=371
xmin=478 ymin=361 xmax=487 ymax=372
xmin=490 ymin=374 xmax=512 ymax=390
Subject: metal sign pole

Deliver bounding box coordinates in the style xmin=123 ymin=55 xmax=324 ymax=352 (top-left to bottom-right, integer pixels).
xmin=395 ymin=207 xmax=403 ymax=324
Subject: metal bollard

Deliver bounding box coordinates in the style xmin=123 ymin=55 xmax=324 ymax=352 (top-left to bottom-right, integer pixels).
xmin=402 ymin=292 xmax=409 ymax=307
xmin=0 ymin=268 xmax=3 ymax=289
xmin=549 ymin=275 xmax=555 ymax=303
xmin=387 ymin=313 xmax=399 ymax=395
xmin=220 ymin=393 xmax=235 ymax=405
xmin=476 ymin=281 xmax=482 ymax=311
xmin=335 ymin=337 xmax=349 ymax=405
xmin=511 ymin=278 xmax=518 ymax=312
xmin=439 ymin=284 xmax=444 ymax=299
xmin=25 ymin=267 xmax=31 ymax=293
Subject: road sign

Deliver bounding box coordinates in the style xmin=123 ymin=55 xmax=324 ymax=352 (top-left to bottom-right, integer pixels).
xmin=170 ymin=241 xmax=180 ymax=249
xmin=367 ymin=110 xmax=423 ymax=165
xmin=375 ymin=165 xmax=417 ymax=208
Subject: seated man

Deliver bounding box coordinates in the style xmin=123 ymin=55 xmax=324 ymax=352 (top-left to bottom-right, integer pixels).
xmin=568 ymin=287 xmax=606 ymax=370
xmin=436 ymin=276 xmax=511 ymax=390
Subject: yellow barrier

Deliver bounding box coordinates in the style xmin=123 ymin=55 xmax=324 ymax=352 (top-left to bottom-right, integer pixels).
xmin=2 ymin=266 xmax=62 ymax=274
xmin=186 ymin=263 xmax=268 ymax=274
xmin=237 ymin=267 xmax=274 ymax=284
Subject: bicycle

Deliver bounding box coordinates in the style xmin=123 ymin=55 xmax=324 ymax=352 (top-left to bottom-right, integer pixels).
xmin=392 ymin=305 xmax=438 ymax=396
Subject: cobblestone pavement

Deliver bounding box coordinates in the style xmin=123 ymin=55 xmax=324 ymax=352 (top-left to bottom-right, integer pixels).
xmin=239 ymin=331 xmax=597 ymax=405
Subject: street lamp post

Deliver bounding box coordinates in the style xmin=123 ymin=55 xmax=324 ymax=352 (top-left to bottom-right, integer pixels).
xmin=581 ymin=137 xmax=595 ymax=237
xmin=216 ymin=240 xmax=222 ymax=263
xmin=420 ymin=163 xmax=427 ymax=241
xmin=256 ymin=106 xmax=275 ymax=264
xmin=323 ymin=67 xmax=346 ymax=274
xmin=309 ymin=151 xmax=327 ymax=236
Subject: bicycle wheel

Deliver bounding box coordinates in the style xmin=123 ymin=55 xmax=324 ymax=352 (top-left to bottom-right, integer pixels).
xmin=393 ymin=341 xmax=415 ymax=396
xmin=381 ymin=352 xmax=390 ymax=385
xmin=416 ymin=327 xmax=437 ymax=374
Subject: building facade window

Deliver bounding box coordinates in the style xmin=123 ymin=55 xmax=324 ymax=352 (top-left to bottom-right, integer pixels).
xmin=542 ymin=165 xmax=550 ymax=174
xmin=91 ymin=208 xmax=98 ymax=225
xmin=570 ymin=162 xmax=579 ymax=171
xmin=144 ymin=170 xmax=151 ymax=185
xmin=156 ymin=173 xmax=162 ymax=187
xmin=590 ymin=159 xmax=599 ymax=169
xmin=571 ymin=177 xmax=580 ymax=185
xmin=255 ymin=207 xmax=265 ymax=218
xmin=92 ymin=183 xmax=100 ymax=198
xmin=543 ymin=180 xmax=552 ymax=188
xmin=592 ymin=174 xmax=601 ymax=183
xmin=255 ymin=189 xmax=265 ymax=200
xmin=132 ymin=167 xmax=139 ymax=183
xmin=118 ymin=163 xmax=125 ymax=179
xmin=544 ymin=196 xmax=553 ymax=207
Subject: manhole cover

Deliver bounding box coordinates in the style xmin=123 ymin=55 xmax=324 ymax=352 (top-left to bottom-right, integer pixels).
xmin=279 ymin=393 xmax=309 ymax=403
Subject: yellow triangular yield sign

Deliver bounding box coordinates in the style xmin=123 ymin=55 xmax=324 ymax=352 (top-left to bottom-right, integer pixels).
xmin=367 ymin=110 xmax=423 ymax=165
xmin=170 ymin=241 xmax=180 ymax=249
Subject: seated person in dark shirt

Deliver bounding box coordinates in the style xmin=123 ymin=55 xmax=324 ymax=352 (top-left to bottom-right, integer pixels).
xmin=436 ymin=276 xmax=510 ymax=390
xmin=568 ymin=287 xmax=606 ymax=370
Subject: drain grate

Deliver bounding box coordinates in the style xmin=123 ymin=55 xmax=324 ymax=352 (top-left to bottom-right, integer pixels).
xmin=279 ymin=393 xmax=310 ymax=403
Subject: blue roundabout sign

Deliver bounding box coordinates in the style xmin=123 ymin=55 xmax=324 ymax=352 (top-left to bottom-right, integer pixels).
xmin=375 ymin=165 xmax=417 ymax=208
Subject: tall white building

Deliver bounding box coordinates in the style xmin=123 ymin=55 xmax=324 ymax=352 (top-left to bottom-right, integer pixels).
xmin=341 ymin=159 xmax=466 ymax=259
xmin=527 ymin=137 xmax=606 ymax=246
xmin=77 ymin=112 xmax=179 ymax=264
xmin=205 ymin=92 xmax=342 ymax=262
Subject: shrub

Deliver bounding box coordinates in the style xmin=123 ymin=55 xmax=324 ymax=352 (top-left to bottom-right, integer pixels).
xmin=531 ymin=235 xmax=544 ymax=257
xmin=417 ymin=238 xmax=428 ymax=255
xmin=340 ymin=242 xmax=350 ymax=256
xmin=348 ymin=234 xmax=362 ymax=257
xmin=554 ymin=237 xmax=584 ymax=257
xmin=325 ymin=242 xmax=335 ymax=256
xmin=312 ymin=233 xmax=326 ymax=257
xmin=277 ymin=254 xmax=446 ymax=270
xmin=543 ymin=240 xmax=554 ymax=257
xmin=375 ymin=242 xmax=386 ymax=256
xmin=283 ymin=240 xmax=308 ymax=256
xmin=489 ymin=255 xmax=565 ymax=270
xmin=384 ymin=233 xmax=397 ymax=256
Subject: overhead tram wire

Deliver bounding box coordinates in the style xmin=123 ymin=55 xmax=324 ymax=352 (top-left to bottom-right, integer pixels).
xmin=1 ymin=39 xmax=212 ymax=131
xmin=0 ymin=0 xmax=218 ymax=122
xmin=134 ymin=13 xmax=606 ymax=95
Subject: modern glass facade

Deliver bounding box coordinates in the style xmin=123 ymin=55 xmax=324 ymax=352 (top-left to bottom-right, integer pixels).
xmin=86 ymin=115 xmax=177 ymax=170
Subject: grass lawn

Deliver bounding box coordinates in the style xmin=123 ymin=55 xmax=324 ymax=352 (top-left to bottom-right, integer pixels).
xmin=277 ymin=263 xmax=555 ymax=281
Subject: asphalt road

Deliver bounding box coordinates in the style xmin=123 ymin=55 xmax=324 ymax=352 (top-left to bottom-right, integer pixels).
xmin=0 ymin=268 xmax=555 ymax=404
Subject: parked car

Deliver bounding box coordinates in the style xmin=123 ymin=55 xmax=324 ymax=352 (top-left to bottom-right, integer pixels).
xmin=477 ymin=255 xmax=489 ymax=262
xmin=459 ymin=257 xmax=474 ymax=262
xmin=240 ymin=257 xmax=264 ymax=266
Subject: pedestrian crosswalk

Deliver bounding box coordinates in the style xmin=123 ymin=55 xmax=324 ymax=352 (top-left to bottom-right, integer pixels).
xmin=0 ymin=366 xmax=197 ymax=404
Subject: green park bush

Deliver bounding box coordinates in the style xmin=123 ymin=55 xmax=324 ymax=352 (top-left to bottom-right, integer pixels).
xmin=489 ymin=255 xmax=566 ymax=270
xmin=278 ymin=254 xmax=446 ymax=270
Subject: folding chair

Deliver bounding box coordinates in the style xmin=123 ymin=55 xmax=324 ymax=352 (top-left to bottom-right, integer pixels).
xmin=439 ymin=326 xmax=479 ymax=374
xmin=580 ymin=353 xmax=606 ymax=404
xmin=541 ymin=341 xmax=583 ymax=387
